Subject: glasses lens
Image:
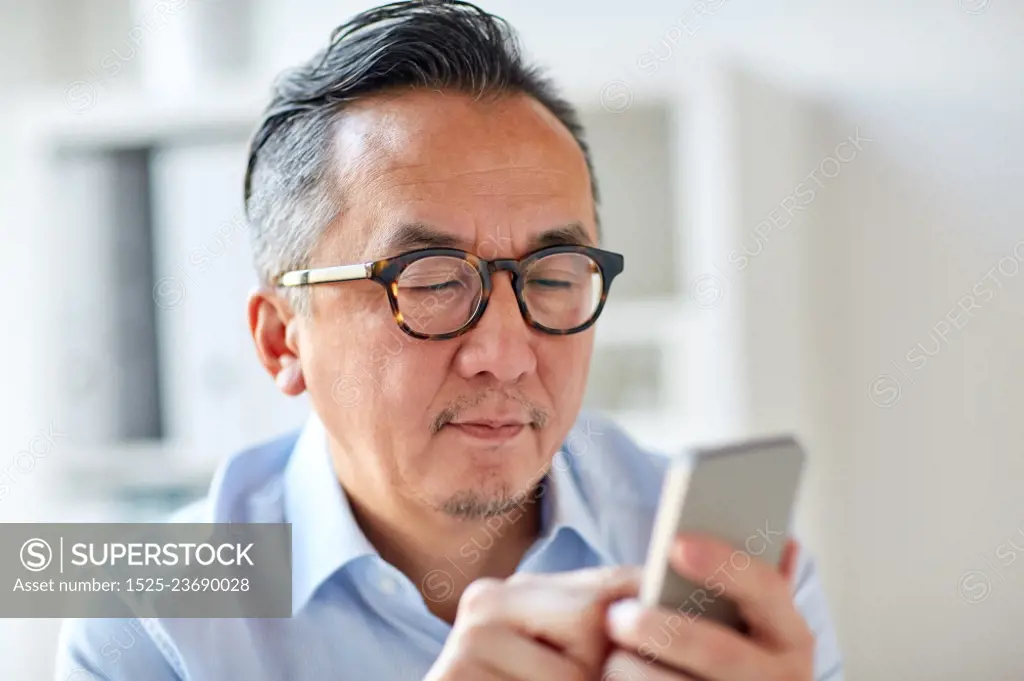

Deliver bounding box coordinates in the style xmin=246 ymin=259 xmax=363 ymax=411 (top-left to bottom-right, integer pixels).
xmin=522 ymin=252 xmax=603 ymax=330
xmin=396 ymin=256 xmax=482 ymax=335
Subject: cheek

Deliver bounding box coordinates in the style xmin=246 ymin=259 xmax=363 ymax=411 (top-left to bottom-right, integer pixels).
xmin=375 ymin=343 xmax=450 ymax=413
xmin=539 ymin=335 xmax=593 ymax=409
xmin=301 ymin=295 xmax=411 ymax=418
xmin=305 ymin=317 xmax=453 ymax=439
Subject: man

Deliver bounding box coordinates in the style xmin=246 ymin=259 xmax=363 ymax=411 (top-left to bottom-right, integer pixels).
xmin=57 ymin=2 xmax=844 ymax=679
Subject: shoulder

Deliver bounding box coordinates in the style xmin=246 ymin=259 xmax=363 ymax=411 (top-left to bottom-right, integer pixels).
xmin=55 ymin=431 xmax=303 ymax=679
xmin=791 ymin=549 xmax=846 ymax=680
xmin=56 ymin=617 xmax=182 ymax=680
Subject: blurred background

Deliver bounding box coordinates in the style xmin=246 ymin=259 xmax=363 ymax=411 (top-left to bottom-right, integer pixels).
xmin=1 ymin=0 xmax=1022 ymax=678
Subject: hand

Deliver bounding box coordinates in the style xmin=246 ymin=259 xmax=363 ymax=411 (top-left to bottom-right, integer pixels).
xmin=424 ymin=566 xmax=640 ymax=681
xmin=602 ymin=535 xmax=814 ymax=681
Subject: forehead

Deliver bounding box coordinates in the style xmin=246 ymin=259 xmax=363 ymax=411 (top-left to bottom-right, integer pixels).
xmin=325 ymin=89 xmax=596 ymax=257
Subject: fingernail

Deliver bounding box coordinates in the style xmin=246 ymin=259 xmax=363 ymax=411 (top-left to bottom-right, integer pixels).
xmin=607 ymin=598 xmax=643 ymax=635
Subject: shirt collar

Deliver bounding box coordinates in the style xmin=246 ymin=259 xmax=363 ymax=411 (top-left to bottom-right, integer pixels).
xmin=537 ymin=446 xmax=617 ymax=566
xmin=284 ymin=414 xmax=376 ymax=615
xmin=283 ymin=414 xmax=616 ymax=614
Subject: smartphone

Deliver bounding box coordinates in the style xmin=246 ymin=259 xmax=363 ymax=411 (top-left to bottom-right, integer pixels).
xmin=639 ymin=435 xmax=806 ymax=632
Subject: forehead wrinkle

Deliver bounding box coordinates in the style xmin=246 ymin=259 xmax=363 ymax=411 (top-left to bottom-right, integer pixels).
xmin=356 ymin=165 xmax=574 ymax=207
xmin=449 ymin=166 xmax=570 ymax=179
xmin=451 ymin=166 xmax=573 ymax=193
xmin=465 ymin=189 xmax=561 ymax=198
xmin=377 ymin=164 xmax=570 ymax=187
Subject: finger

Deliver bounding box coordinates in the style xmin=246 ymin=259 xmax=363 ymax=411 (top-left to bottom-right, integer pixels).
xmin=458 ymin=567 xmax=641 ymax=665
xmin=670 ymin=534 xmax=810 ymax=648
xmin=461 ymin=622 xmax=588 ymax=681
xmin=508 ymin=565 xmax=642 ymax=597
xmin=602 ymin=649 xmax=698 ymax=681
xmin=778 ymin=539 xmax=800 ymax=587
xmin=606 ymin=598 xmax=773 ymax=681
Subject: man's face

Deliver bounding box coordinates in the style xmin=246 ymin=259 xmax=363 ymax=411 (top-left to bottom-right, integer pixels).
xmin=296 ymin=89 xmax=598 ymax=517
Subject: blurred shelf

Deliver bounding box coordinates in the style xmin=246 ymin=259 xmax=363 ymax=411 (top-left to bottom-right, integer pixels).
xmin=13 ymin=84 xmax=266 ymax=150
xmin=53 ymin=441 xmax=218 ymax=500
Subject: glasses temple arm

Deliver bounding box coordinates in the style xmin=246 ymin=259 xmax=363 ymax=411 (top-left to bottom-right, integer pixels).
xmin=277 ymin=263 xmax=373 ymax=287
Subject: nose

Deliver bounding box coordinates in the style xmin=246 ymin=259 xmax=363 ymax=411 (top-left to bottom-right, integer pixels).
xmin=452 ymin=272 xmax=537 ymax=383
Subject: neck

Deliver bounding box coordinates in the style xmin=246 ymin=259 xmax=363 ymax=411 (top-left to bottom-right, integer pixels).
xmin=338 ymin=471 xmax=544 ymax=623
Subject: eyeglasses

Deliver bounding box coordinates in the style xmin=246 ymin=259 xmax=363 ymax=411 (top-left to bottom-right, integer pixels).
xmin=275 ymin=245 xmax=625 ymax=340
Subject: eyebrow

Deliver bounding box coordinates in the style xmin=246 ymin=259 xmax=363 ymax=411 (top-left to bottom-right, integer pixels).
xmin=377 ymin=221 xmax=595 ymax=258
xmin=526 ymin=222 xmax=593 ymax=250
xmin=378 ymin=223 xmax=463 ymax=254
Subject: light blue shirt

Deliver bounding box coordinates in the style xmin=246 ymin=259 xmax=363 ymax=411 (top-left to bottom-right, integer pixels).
xmin=57 ymin=412 xmax=844 ymax=680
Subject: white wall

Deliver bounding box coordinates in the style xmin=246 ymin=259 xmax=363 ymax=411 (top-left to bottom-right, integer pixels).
xmin=725 ymin=74 xmax=1024 ymax=679
xmin=806 ymin=91 xmax=1024 ymax=680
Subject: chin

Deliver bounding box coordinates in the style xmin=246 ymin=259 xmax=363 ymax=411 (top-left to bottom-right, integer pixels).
xmin=435 ymin=476 xmax=538 ymax=520
xmin=426 ymin=440 xmax=548 ymax=519
xmin=461 ymin=449 xmax=542 ymax=493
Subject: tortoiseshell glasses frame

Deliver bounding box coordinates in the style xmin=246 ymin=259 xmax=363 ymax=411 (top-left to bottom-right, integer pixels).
xmin=275 ymin=244 xmax=625 ymax=340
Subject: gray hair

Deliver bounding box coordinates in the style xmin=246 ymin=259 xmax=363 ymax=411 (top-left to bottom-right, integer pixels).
xmin=243 ymin=0 xmax=601 ymax=314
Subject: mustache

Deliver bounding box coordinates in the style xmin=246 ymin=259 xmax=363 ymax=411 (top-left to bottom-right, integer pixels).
xmin=430 ymin=390 xmax=550 ymax=434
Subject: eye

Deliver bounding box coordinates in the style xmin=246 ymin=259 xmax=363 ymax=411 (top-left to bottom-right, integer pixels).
xmin=405 ymin=280 xmax=463 ymax=292
xmin=397 ymin=256 xmax=477 ymax=294
xmin=527 ymin=277 xmax=574 ymax=289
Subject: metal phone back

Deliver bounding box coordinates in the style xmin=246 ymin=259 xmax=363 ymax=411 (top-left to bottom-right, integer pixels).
xmin=640 ymin=435 xmax=806 ymax=631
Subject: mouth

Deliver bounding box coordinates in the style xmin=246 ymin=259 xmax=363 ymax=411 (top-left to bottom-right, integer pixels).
xmin=445 ymin=419 xmax=531 ymax=442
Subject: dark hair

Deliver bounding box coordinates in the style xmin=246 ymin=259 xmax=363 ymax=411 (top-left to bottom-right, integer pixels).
xmin=243 ymin=0 xmax=600 ymax=308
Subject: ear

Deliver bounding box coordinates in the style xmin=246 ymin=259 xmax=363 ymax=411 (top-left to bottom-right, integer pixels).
xmin=248 ymin=287 xmax=307 ymax=396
